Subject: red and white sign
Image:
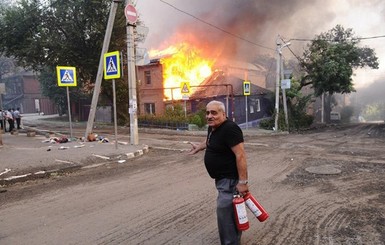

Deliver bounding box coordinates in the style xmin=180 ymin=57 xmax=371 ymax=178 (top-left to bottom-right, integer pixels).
xmin=125 ymin=4 xmax=138 ymax=24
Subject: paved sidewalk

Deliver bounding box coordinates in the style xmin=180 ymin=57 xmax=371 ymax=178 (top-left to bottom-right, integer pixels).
xmin=0 ymin=127 xmax=148 ymax=185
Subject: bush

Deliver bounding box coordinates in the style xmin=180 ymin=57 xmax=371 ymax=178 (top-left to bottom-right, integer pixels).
xmin=138 ymin=104 xmax=207 ymax=130
xmin=190 ymin=114 xmax=203 ymax=128
xmin=259 ymin=111 xmax=314 ymax=131
xmin=259 ymin=118 xmax=274 ymax=130
xmin=189 ymin=107 xmax=206 ymax=128
xmin=258 ymin=112 xmax=287 ymax=131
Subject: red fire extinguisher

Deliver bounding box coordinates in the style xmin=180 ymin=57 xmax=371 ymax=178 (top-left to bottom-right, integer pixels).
xmin=233 ymin=195 xmax=250 ymax=231
xmin=243 ymin=192 xmax=269 ymax=222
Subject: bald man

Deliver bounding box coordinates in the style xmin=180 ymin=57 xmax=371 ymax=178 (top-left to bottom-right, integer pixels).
xmin=189 ymin=100 xmax=249 ymax=245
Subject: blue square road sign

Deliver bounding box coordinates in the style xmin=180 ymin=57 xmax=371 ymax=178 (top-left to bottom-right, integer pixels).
xmin=104 ymin=51 xmax=121 ymax=80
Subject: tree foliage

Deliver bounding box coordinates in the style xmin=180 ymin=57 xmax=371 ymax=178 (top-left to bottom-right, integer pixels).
xmin=300 ymin=25 xmax=379 ymax=97
xmin=0 ymin=0 xmax=128 ymax=112
xmin=0 ymin=56 xmax=17 ymax=79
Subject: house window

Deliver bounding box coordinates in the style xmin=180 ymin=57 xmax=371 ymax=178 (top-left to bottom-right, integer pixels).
xmin=144 ymin=103 xmax=155 ymax=115
xmin=250 ymin=99 xmax=261 ymax=114
xmin=145 ymin=71 xmax=151 ymax=85
xmin=255 ymin=99 xmax=261 ymax=112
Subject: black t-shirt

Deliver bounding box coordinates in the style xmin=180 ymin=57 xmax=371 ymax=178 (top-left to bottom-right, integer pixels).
xmin=204 ymin=120 xmax=244 ymax=179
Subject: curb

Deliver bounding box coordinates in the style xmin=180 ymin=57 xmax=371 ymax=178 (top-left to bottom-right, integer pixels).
xmin=0 ymin=145 xmax=149 ymax=186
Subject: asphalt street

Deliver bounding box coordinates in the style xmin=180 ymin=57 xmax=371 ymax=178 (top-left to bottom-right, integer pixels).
xmin=0 ymin=113 xmax=277 ymax=185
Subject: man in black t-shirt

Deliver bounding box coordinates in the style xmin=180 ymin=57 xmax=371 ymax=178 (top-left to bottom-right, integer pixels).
xmin=189 ymin=100 xmax=249 ymax=245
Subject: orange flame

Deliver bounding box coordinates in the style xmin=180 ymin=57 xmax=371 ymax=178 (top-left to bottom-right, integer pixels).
xmin=149 ymin=42 xmax=214 ymax=100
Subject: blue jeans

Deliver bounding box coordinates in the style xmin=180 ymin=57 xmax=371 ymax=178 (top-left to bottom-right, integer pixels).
xmin=215 ymin=178 xmax=242 ymax=245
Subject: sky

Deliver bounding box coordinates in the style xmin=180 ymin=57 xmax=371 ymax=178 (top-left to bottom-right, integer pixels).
xmin=134 ymin=0 xmax=385 ymax=92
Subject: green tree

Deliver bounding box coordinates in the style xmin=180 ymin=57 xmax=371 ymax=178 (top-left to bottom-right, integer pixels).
xmin=299 ymin=25 xmax=379 ymax=122
xmin=285 ymin=78 xmax=314 ymax=130
xmin=0 ymin=0 xmax=128 ymax=117
xmin=259 ymin=77 xmax=314 ymax=131
xmin=38 ymin=66 xmax=67 ymax=115
xmin=0 ymin=56 xmax=16 ymax=79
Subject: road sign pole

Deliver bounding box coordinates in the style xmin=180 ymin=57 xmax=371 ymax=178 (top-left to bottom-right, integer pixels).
xmin=125 ymin=0 xmax=138 ymax=145
xmin=127 ymin=24 xmax=138 ymax=145
xmin=103 ymin=51 xmax=121 ymax=149
xmin=66 ymin=87 xmax=73 ymax=139
xmin=56 ymin=66 xmax=76 ymax=138
xmin=243 ymin=80 xmax=250 ymax=130
xmin=245 ymin=95 xmax=248 ymax=130
xmin=184 ymin=100 xmax=187 ymax=118
xmin=112 ymin=79 xmax=118 ymax=149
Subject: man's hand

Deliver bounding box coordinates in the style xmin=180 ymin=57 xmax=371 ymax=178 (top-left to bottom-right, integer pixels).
xmin=236 ymin=183 xmax=249 ymax=196
xmin=188 ymin=141 xmax=205 ymax=155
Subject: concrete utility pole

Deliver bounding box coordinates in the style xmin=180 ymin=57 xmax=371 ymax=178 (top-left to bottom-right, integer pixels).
xmin=85 ymin=0 xmax=121 ymax=139
xmin=274 ymin=38 xmax=281 ymax=132
xmin=274 ymin=37 xmax=290 ymax=132
xmin=281 ymin=50 xmax=289 ymax=129
xmin=125 ymin=0 xmax=139 ymax=145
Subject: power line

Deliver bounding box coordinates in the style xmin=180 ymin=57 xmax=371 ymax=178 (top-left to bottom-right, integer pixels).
xmin=279 ymin=33 xmax=385 ymax=64
xmin=159 ymin=0 xmax=275 ymax=52
xmin=356 ymin=35 xmax=385 ymax=40
xmin=287 ymin=35 xmax=385 ymax=42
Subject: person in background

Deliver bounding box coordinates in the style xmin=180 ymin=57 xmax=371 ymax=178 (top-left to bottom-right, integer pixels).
xmin=189 ymin=100 xmax=249 ymax=245
xmin=5 ymin=109 xmax=14 ymax=132
xmin=0 ymin=109 xmax=4 ymax=130
xmin=13 ymin=107 xmax=22 ymax=129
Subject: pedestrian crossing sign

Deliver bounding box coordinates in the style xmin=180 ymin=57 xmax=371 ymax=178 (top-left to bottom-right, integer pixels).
xmin=243 ymin=81 xmax=251 ymax=96
xmin=56 ymin=66 xmax=77 ymax=87
xmin=180 ymin=81 xmax=190 ymax=95
xmin=104 ymin=51 xmax=121 ymax=80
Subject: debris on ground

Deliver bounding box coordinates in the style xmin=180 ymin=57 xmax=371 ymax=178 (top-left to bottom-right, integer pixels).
xmin=97 ymin=136 xmax=109 ymax=143
xmin=42 ymin=136 xmax=70 ymax=144
xmin=55 ymin=159 xmax=74 ymax=164
xmin=0 ymin=168 xmax=11 ymax=176
xmin=92 ymin=154 xmax=110 ymax=160
xmin=87 ymin=133 xmax=98 ymax=142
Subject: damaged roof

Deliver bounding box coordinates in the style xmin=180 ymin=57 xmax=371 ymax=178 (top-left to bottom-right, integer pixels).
xmin=190 ymin=70 xmax=271 ymax=99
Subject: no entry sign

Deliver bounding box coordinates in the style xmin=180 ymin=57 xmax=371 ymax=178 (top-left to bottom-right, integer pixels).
xmin=125 ymin=4 xmax=138 ymax=24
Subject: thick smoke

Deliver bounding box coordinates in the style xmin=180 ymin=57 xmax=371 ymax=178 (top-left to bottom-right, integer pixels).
xmin=140 ymin=0 xmax=344 ymax=61
xmin=137 ymin=0 xmax=385 ymax=109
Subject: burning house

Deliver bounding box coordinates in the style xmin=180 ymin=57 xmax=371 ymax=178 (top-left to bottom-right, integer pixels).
xmin=136 ymin=43 xmax=273 ymax=125
xmin=189 ymin=70 xmax=273 ymax=126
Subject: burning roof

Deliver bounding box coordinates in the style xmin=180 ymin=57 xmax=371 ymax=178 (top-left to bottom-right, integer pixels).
xmin=190 ymin=70 xmax=271 ymax=99
xmin=145 ymin=41 xmax=269 ymax=100
xmin=149 ymin=42 xmax=215 ymax=100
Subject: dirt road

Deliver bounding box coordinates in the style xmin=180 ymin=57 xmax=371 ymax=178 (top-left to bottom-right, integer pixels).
xmin=1 ymin=123 xmax=384 ymax=244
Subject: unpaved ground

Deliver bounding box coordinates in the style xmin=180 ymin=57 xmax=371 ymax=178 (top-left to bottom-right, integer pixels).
xmin=0 ymin=123 xmax=384 ymax=244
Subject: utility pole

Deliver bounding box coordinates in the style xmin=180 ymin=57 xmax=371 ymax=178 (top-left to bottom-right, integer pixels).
xmin=85 ymin=0 xmax=121 ymax=139
xmin=125 ymin=0 xmax=139 ymax=145
xmin=274 ymin=37 xmax=291 ymax=132
xmin=321 ymin=93 xmax=324 ymax=123
xmin=281 ymin=51 xmax=289 ymax=129
xmin=274 ymin=37 xmax=281 ymax=132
